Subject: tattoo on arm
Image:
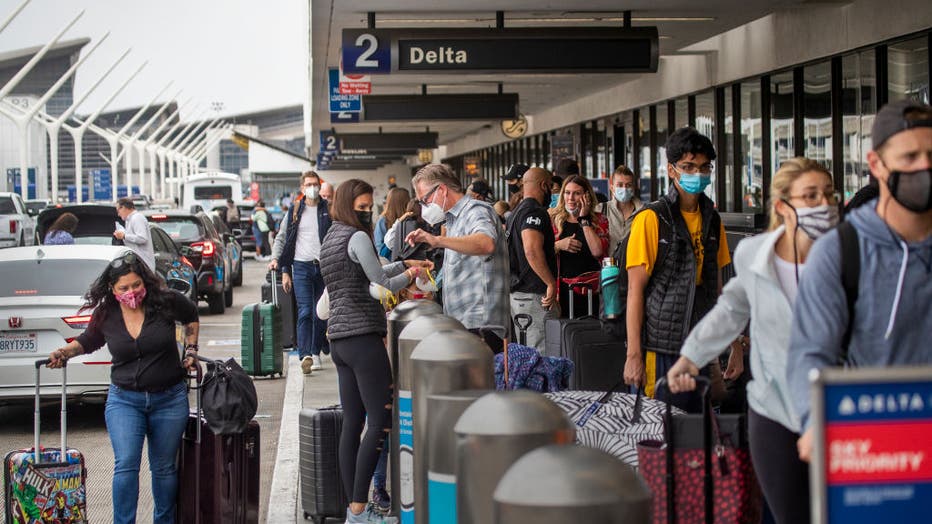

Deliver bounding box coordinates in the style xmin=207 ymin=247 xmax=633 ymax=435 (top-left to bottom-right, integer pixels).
xmin=184 ymin=322 xmax=200 ymax=345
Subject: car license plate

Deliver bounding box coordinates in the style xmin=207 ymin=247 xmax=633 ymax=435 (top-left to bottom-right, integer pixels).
xmin=0 ymin=332 xmax=38 ymax=353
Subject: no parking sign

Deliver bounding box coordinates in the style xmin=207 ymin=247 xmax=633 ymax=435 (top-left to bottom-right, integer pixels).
xmin=810 ymin=367 xmax=932 ymax=523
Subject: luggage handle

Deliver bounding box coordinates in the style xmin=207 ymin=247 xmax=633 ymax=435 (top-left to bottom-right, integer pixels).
xmin=592 ymin=380 xmax=644 ymax=424
xmin=33 ymin=359 xmax=67 ymax=464
xmin=513 ymin=314 xmax=532 ymax=346
xmin=269 ymin=270 xmax=279 ymax=307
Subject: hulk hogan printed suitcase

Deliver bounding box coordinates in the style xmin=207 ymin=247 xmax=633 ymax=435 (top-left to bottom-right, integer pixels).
xmin=3 ymin=360 xmax=87 ymax=523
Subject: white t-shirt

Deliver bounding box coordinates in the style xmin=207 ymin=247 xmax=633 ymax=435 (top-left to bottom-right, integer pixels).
xmin=773 ymin=254 xmax=804 ymax=304
xmin=294 ymin=204 xmax=321 ymax=262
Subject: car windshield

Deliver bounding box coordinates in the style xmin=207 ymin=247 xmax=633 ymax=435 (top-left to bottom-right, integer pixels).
xmin=149 ymin=217 xmax=204 ymax=242
xmin=0 ymin=259 xmax=107 ymax=296
xmin=0 ymin=197 xmax=15 ymax=214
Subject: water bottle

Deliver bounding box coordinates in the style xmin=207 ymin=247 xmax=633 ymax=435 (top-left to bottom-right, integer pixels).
xmin=600 ymin=257 xmax=622 ymax=319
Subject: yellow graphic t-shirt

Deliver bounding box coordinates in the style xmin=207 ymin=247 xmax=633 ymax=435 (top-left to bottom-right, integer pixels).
xmin=625 ymin=208 xmax=730 ymax=284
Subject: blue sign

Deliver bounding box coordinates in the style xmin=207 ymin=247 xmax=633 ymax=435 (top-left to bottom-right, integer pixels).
xmin=341 ymin=30 xmax=391 ymax=74
xmin=330 ymin=111 xmax=360 ymax=124
xmin=66 ymin=185 xmax=89 ymax=202
xmin=91 ymin=169 xmax=112 ymax=201
xmin=116 ymin=185 xmax=141 ymax=198
xmin=320 ymin=131 xmax=339 ymax=153
xmin=329 ymin=69 xmax=361 ymax=113
xmin=6 ymin=168 xmax=36 ymax=199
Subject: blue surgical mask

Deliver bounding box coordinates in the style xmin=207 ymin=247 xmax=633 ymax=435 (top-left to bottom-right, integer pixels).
xmin=549 ymin=194 xmax=559 ymax=208
xmin=677 ymin=173 xmax=712 ymax=194
xmin=614 ymin=187 xmax=634 ymax=203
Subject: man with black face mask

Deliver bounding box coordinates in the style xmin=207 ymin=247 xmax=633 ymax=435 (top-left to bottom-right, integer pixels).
xmin=790 ymin=100 xmax=932 ymax=463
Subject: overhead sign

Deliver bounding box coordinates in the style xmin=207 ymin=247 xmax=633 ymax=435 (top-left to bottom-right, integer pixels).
xmin=339 ymin=132 xmax=438 ymax=153
xmin=501 ymin=114 xmax=528 ymax=139
xmin=810 ymin=367 xmax=932 ymax=524
xmin=342 ymin=27 xmax=659 ymax=74
xmin=339 ymin=66 xmax=371 ymax=95
xmin=320 ymin=131 xmax=339 ymax=154
xmin=330 ymin=111 xmax=360 ymax=124
xmin=363 ymin=94 xmax=518 ymax=121
xmin=91 ymin=169 xmax=112 ymax=201
xmin=328 ymin=68 xmax=361 ymax=113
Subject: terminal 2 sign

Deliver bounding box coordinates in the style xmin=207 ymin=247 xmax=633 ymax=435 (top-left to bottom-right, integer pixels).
xmin=342 ymin=27 xmax=659 ymax=75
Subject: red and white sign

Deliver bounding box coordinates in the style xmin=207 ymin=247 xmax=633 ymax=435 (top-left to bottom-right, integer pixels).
xmin=339 ymin=62 xmax=371 ymax=95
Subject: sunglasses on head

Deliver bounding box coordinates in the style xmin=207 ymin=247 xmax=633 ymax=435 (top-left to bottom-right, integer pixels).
xmin=110 ymin=253 xmax=139 ymax=270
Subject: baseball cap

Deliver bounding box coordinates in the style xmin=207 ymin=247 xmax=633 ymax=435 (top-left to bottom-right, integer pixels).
xmin=504 ymin=164 xmax=529 ymax=181
xmin=871 ymin=99 xmax=932 ymax=149
xmin=554 ymin=158 xmax=580 ymax=176
xmin=469 ymin=180 xmax=493 ymax=199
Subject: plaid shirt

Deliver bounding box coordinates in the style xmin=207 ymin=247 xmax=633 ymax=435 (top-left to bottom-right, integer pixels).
xmin=441 ymin=195 xmax=511 ymax=335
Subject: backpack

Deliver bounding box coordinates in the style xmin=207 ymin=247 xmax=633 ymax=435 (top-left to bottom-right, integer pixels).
xmin=837 ymin=221 xmax=860 ymax=363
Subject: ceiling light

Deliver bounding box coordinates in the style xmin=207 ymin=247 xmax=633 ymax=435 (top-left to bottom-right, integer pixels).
xmin=364 ymin=16 xmax=715 ymax=24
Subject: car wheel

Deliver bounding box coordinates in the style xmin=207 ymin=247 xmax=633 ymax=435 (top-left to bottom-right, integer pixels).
xmin=208 ymin=292 xmax=225 ymax=314
xmin=233 ymin=262 xmax=243 ymax=286
xmin=224 ymin=283 xmax=234 ymax=307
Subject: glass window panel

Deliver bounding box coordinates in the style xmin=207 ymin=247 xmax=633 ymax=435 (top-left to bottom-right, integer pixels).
xmin=596 ymin=120 xmax=607 ymax=178
xmin=719 ymin=88 xmax=732 ymax=209
xmin=675 ymin=97 xmax=690 ymax=129
xmin=804 ymin=61 xmax=834 ymax=173
xmin=740 ymin=81 xmax=764 ymax=213
xmin=888 ymin=36 xmax=930 ymax=104
xmin=694 ymin=90 xmax=717 ymax=204
xmin=842 ymin=51 xmax=877 ymax=201
xmin=656 ymin=104 xmax=669 ymax=197
xmin=771 ymin=71 xmax=796 ymax=177
xmin=638 ymin=111 xmax=651 ymax=200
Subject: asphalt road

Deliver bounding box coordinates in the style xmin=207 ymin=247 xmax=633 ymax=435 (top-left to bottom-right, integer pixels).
xmin=0 ymin=255 xmax=287 ymax=523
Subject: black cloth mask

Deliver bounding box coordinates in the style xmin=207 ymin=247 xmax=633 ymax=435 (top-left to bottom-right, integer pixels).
xmin=887 ymin=167 xmax=932 ymax=213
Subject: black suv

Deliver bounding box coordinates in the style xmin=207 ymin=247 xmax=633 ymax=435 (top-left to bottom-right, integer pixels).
xmin=143 ymin=210 xmax=233 ymax=314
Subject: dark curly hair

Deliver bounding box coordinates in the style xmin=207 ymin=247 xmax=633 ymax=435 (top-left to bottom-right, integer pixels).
xmin=82 ymin=253 xmax=172 ymax=323
xmin=665 ymin=126 xmax=717 ymax=164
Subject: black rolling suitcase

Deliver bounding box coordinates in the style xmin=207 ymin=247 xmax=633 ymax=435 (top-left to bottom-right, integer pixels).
xmin=263 ymin=271 xmax=297 ymax=349
xmin=4 ymin=360 xmax=87 ymax=523
xmin=177 ymin=367 xmax=260 ymax=524
xmin=544 ymin=281 xmax=626 ymax=391
xmin=299 ymin=406 xmax=347 ymax=524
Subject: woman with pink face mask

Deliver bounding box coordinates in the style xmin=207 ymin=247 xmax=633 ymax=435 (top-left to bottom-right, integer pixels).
xmin=47 ymin=252 xmax=199 ymax=524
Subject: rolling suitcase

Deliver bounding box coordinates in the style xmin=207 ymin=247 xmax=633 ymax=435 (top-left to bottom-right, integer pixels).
xmin=262 ymin=271 xmax=297 ymax=349
xmin=241 ymin=271 xmax=284 ymax=377
xmin=178 ymin=366 xmax=260 ymax=524
xmin=544 ymin=281 xmax=626 ymax=391
xmin=299 ymin=406 xmax=347 ymax=524
xmin=4 ymin=360 xmax=87 ymax=523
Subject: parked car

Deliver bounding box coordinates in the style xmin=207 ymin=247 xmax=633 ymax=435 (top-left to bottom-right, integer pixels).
xmin=0 ymin=245 xmax=123 ymax=403
xmin=143 ymin=210 xmax=233 ymax=314
xmin=212 ymin=201 xmax=256 ymax=252
xmin=24 ymin=199 xmax=52 ymax=217
xmin=0 ymin=192 xmax=37 ymax=249
xmin=207 ymin=211 xmax=243 ymax=286
xmin=34 ymin=205 xmax=198 ymax=304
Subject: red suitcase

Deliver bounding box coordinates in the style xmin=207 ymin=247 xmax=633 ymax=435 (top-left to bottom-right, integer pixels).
xmin=177 ymin=366 xmax=260 ymax=524
xmin=3 ymin=360 xmax=87 ymax=523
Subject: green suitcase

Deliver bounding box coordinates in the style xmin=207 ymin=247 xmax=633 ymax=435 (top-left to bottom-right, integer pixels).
xmin=241 ymin=272 xmax=284 ymax=377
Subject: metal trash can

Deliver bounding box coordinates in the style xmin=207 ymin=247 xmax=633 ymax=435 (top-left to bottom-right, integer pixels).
xmin=453 ymin=391 xmax=575 ymax=524
xmin=387 ymin=301 xmax=443 ymax=514
xmin=396 ymin=316 xmax=467 ymax=523
xmin=493 ymin=444 xmax=651 ymax=524
xmin=411 ymin=331 xmax=494 ymax=524
xmin=426 ymin=390 xmax=490 ymax=524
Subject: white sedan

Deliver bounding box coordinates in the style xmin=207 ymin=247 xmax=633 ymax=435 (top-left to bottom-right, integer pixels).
xmin=0 ymin=245 xmax=127 ymax=403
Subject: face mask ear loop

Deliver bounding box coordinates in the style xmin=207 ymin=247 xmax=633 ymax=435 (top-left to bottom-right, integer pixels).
xmin=783 ymin=198 xmax=801 ymax=283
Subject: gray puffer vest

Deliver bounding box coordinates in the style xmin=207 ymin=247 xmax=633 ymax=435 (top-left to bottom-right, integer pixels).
xmin=320 ymin=222 xmax=387 ymax=340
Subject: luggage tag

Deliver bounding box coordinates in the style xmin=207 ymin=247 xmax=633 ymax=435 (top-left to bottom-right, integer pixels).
xmin=575 ymin=380 xmax=639 ymax=428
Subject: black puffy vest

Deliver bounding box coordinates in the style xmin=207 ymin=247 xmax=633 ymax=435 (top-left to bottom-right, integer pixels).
xmin=641 ymin=187 xmax=721 ymax=355
xmin=320 ymin=222 xmax=387 ymax=340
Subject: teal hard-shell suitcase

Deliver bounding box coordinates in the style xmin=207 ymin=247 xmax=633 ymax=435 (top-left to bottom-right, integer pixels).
xmin=241 ymin=272 xmax=284 ymax=377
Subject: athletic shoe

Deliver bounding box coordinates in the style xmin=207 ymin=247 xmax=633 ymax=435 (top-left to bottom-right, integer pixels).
xmin=371 ymin=487 xmax=391 ymax=513
xmin=311 ymin=355 xmax=323 ymax=371
xmin=344 ymin=504 xmax=398 ymax=523
xmin=301 ymin=356 xmax=314 ymax=375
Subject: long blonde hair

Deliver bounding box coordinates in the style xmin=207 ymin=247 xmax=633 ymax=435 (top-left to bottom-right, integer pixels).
xmin=768 ymin=157 xmax=832 ymax=230
xmin=548 ymin=174 xmax=601 ymax=234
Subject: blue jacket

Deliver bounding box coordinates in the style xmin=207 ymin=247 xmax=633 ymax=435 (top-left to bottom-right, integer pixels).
xmin=279 ymin=195 xmax=332 ymax=275
xmin=788 ymin=200 xmax=932 ymax=430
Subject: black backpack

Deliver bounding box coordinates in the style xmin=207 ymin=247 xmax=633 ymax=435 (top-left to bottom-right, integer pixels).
xmin=200 ymin=357 xmax=259 ymax=434
xmin=838 ymin=220 xmax=860 ymax=362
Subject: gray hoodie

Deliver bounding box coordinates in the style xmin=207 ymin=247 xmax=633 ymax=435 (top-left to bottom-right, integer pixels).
xmin=788 ymin=199 xmax=932 ymax=430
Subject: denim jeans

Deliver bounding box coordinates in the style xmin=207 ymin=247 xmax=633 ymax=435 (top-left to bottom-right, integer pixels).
xmin=373 ymin=435 xmax=389 ymax=490
xmin=293 ymin=260 xmax=329 ymax=358
xmin=105 ymin=381 xmax=189 ymax=524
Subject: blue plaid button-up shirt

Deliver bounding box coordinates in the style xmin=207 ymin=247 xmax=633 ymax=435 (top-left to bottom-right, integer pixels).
xmin=441 ymin=195 xmax=511 ymax=335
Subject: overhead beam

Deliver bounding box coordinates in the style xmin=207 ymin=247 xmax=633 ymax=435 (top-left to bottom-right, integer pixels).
xmin=363 ymin=93 xmax=518 ymax=121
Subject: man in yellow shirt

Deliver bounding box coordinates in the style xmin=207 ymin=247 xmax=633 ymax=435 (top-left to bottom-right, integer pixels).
xmin=623 ymin=127 xmax=743 ymax=411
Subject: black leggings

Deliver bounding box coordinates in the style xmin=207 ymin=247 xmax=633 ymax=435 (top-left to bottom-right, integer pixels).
xmin=331 ymin=333 xmax=393 ymax=504
xmin=748 ymin=409 xmax=811 ymax=524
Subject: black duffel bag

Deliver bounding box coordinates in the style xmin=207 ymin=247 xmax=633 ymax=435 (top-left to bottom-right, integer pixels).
xmin=197 ymin=357 xmax=258 ymax=434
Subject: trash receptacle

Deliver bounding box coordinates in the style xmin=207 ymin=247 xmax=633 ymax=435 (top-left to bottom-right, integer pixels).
xmin=411 ymin=330 xmax=494 ymax=524
xmin=493 ymin=444 xmax=651 ymax=524
xmin=453 ymin=391 xmax=575 ymax=524
xmin=396 ymin=316 xmax=468 ymax=523
xmin=426 ymin=390 xmax=490 ymax=524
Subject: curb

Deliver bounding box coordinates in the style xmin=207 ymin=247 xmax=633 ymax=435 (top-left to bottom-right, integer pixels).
xmin=267 ymin=354 xmax=304 ymax=523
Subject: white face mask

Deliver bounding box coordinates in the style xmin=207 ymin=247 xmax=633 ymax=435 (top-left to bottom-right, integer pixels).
xmin=565 ymin=203 xmax=579 ymax=216
xmin=793 ymin=204 xmax=839 ymax=240
xmin=421 ymin=202 xmax=446 ymax=226
xmin=304 ymin=186 xmax=320 ymax=200
xmin=614 ymin=187 xmax=634 ymax=203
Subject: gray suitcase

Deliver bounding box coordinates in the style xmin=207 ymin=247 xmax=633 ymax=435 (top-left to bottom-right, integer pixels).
xmin=299 ymin=406 xmax=347 ymax=524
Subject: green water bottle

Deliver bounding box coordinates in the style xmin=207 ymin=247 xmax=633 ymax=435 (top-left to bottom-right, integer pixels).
xmin=600 ymin=257 xmax=622 ymax=319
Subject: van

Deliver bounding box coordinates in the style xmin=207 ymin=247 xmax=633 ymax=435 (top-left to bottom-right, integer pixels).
xmin=182 ymin=171 xmax=243 ymax=214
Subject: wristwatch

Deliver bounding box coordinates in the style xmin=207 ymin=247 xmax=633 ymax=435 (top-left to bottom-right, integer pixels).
xmin=578 ymin=216 xmax=592 ymax=228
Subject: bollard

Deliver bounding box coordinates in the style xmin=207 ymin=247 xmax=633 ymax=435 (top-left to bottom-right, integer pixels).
xmin=493 ymin=444 xmax=651 ymax=524
xmin=387 ymin=301 xmax=443 ymax=515
xmin=396 ymin=316 xmax=468 ymax=524
xmin=426 ymin=390 xmax=490 ymax=524
xmin=410 ymin=331 xmax=494 ymax=524
xmin=453 ymin=391 xmax=575 ymax=524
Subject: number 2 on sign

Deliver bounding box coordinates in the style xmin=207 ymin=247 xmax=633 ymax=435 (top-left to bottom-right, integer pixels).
xmin=355 ymin=34 xmax=379 ymax=68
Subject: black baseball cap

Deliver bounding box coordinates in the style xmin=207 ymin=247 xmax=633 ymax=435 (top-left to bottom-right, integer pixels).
xmin=872 ymin=99 xmax=932 ymax=149
xmin=504 ymin=164 xmax=529 ymax=181
xmin=469 ymin=180 xmax=493 ymax=199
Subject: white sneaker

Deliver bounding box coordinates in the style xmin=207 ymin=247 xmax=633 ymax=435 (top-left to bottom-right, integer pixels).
xmin=311 ymin=355 xmax=323 ymax=371
xmin=301 ymin=356 xmax=314 ymax=375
